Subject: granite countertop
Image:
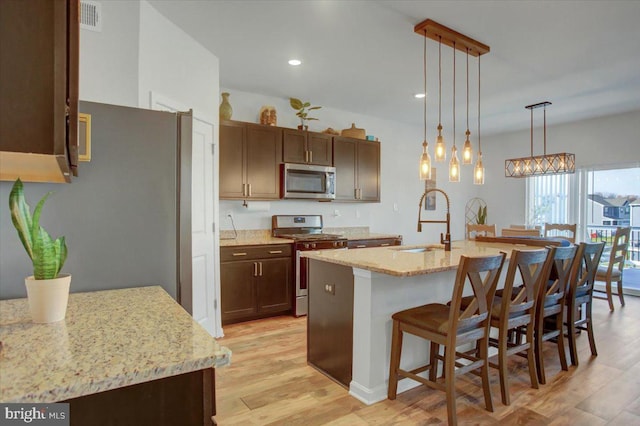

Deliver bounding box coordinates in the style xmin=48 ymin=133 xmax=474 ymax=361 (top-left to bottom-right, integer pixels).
xmin=302 ymin=240 xmax=543 ymax=277
xmin=0 ymin=286 xmax=231 ymax=403
xmin=220 ymin=229 xmax=293 ymax=247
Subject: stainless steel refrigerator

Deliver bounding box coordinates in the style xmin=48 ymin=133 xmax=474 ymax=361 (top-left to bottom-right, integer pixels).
xmin=0 ymin=101 xmax=192 ymax=307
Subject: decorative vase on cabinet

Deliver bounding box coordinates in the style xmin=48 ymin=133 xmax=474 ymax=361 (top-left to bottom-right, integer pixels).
xmin=220 ymin=92 xmax=233 ymax=120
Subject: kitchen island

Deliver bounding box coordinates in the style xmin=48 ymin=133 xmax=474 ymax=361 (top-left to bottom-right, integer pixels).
xmin=303 ymin=240 xmax=539 ymax=405
xmin=0 ymin=286 xmax=231 ymax=425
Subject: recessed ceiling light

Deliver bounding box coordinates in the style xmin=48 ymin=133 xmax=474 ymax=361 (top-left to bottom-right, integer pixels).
xmin=414 ymin=93 xmax=426 ymax=99
xmin=288 ymin=59 xmax=302 ymax=66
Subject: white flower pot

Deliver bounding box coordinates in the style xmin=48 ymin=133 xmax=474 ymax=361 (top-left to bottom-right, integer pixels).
xmin=25 ymin=274 xmax=72 ymax=323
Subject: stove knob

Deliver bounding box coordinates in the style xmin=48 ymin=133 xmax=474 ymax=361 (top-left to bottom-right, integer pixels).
xmin=333 ymin=241 xmax=338 ymax=248
xmin=304 ymin=243 xmax=310 ymax=249
xmin=311 ymin=243 xmax=317 ymax=249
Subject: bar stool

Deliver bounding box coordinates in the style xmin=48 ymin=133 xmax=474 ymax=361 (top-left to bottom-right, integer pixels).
xmin=544 ymin=223 xmax=577 ymax=243
xmin=487 ymin=247 xmax=554 ymax=405
xmin=387 ymin=253 xmax=506 ymax=426
xmin=593 ymin=227 xmax=630 ymax=311
xmin=566 ymin=242 xmax=605 ymax=366
xmin=534 ymin=245 xmax=577 ymax=384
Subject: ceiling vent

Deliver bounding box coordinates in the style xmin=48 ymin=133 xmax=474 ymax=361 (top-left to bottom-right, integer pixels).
xmin=80 ymin=1 xmax=102 ymax=32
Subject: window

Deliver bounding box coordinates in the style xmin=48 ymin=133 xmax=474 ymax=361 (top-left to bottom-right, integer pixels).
xmin=526 ymin=174 xmax=572 ymax=227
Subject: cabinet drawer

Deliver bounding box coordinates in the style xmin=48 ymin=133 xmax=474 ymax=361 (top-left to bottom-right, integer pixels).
xmin=347 ymin=237 xmax=402 ymax=249
xmin=221 ymin=244 xmax=292 ymax=262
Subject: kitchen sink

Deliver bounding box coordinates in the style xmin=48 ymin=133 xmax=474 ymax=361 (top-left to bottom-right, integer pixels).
xmin=392 ymin=245 xmax=459 ymax=253
xmin=393 ymin=245 xmax=440 ymax=253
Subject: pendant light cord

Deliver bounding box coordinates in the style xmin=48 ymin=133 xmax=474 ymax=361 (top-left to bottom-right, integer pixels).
xmin=478 ymin=55 xmax=481 ymax=154
xmin=423 ymin=30 xmax=427 ymax=143
xmin=530 ymin=105 xmax=534 ymax=157
xmin=438 ymin=36 xmax=442 ymax=126
xmin=453 ymin=42 xmax=456 ymax=148
xmin=466 ymin=48 xmax=469 ymax=132
xmin=543 ymin=104 xmax=547 ymax=155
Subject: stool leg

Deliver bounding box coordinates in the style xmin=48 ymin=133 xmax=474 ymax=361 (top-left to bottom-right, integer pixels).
xmin=526 ymin=321 xmax=539 ymax=390
xmin=498 ymin=326 xmax=510 ymax=405
xmin=429 ymin=341 xmax=439 ymax=381
xmin=479 ymin=335 xmax=494 ymax=412
xmin=567 ymin=304 xmax=578 ymax=367
xmin=606 ymin=279 xmax=614 ymax=312
xmin=557 ymin=311 xmax=568 ymax=371
xmin=535 ymin=314 xmax=546 ymax=385
xmin=617 ymin=278 xmax=625 ymax=307
xmin=388 ymin=320 xmax=402 ymax=400
xmin=444 ymin=341 xmax=458 ymax=426
xmin=586 ymin=302 xmax=597 ymax=357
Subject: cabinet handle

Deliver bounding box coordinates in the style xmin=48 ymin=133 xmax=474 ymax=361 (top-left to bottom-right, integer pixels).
xmin=305 ymin=150 xmax=309 ymax=163
xmin=259 ymin=262 xmax=263 ymax=276
xmin=269 ymin=250 xmax=283 ymax=254
xmin=309 ymin=151 xmax=313 ymax=163
xmin=242 ymin=183 xmax=246 ymax=197
xmin=354 ymin=188 xmax=358 ymax=199
xmin=254 ymin=262 xmax=258 ymax=276
xmin=248 ymin=183 xmax=252 ymax=197
xmin=356 ymin=245 xmax=367 ymax=248
xmin=232 ymin=252 xmax=247 ymax=256
xmin=381 ymin=243 xmax=390 ymax=246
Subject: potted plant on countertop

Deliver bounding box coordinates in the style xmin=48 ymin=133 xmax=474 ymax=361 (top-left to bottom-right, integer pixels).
xmin=9 ymin=178 xmax=70 ymax=323
xmin=289 ymin=97 xmax=321 ymax=130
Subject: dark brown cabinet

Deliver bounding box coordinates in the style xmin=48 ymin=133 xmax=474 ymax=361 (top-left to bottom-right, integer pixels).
xmin=220 ymin=244 xmax=292 ymax=325
xmin=333 ymin=137 xmax=381 ymax=202
xmin=0 ymin=0 xmax=79 ymax=183
xmin=347 ymin=237 xmax=402 ymax=249
xmin=282 ymin=129 xmax=333 ymax=166
xmin=219 ymin=121 xmax=282 ymax=200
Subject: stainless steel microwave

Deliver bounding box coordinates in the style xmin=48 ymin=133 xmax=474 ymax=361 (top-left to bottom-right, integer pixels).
xmin=281 ymin=163 xmax=336 ymax=200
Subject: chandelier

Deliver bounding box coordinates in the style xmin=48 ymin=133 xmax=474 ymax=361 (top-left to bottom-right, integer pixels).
xmin=416 ymin=19 xmax=490 ymax=184
xmin=505 ymin=102 xmax=575 ymax=178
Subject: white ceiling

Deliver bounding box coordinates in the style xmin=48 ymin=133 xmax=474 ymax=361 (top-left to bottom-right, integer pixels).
xmin=148 ymin=0 xmax=640 ymax=136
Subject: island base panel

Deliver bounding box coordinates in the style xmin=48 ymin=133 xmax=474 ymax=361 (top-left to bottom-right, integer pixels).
xmin=307 ymin=259 xmax=354 ymax=388
xmin=65 ymin=368 xmax=215 ymax=426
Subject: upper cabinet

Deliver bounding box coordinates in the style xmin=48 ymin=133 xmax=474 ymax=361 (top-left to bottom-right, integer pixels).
xmin=0 ymin=0 xmax=79 ymax=183
xmin=282 ymin=129 xmax=333 ymax=166
xmin=333 ymin=137 xmax=380 ymax=202
xmin=220 ymin=121 xmax=282 ymax=200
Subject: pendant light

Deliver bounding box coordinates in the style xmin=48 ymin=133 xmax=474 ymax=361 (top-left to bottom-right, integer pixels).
xmin=449 ymin=42 xmax=460 ymax=182
xmin=419 ymin=30 xmax=432 ymax=180
xmin=462 ymin=48 xmax=473 ymax=165
xmin=504 ymin=101 xmax=575 ymax=177
xmin=434 ymin=36 xmax=446 ymax=162
xmin=413 ymin=19 xmax=490 ymax=183
xmin=474 ymin=54 xmax=485 ymax=185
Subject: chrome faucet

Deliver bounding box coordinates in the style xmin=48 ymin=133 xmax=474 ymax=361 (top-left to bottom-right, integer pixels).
xmin=417 ymin=188 xmax=451 ymax=251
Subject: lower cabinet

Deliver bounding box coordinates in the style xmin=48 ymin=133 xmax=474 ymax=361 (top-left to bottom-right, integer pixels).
xmin=221 ymin=244 xmax=292 ymax=325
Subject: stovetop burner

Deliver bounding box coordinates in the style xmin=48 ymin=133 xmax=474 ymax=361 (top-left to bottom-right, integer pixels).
xmin=278 ymin=232 xmax=344 ymax=242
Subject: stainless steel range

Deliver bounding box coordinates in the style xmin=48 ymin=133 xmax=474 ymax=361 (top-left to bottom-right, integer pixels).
xmin=272 ymin=215 xmax=347 ymax=316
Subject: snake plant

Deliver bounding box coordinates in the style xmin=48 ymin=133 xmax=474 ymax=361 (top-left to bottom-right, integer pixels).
xmin=477 ymin=205 xmax=487 ymax=224
xmin=9 ymin=178 xmax=67 ymax=280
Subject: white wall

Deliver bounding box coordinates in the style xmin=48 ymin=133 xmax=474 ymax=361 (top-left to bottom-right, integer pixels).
xmin=138 ymin=2 xmax=219 ymax=121
xmin=219 ymin=89 xmax=486 ymax=245
xmin=480 ymin=109 xmax=640 ymax=232
xmin=79 ymin=0 xmax=139 ymax=106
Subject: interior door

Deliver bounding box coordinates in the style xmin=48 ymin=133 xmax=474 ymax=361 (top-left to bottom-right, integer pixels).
xmin=190 ymin=118 xmax=217 ymax=336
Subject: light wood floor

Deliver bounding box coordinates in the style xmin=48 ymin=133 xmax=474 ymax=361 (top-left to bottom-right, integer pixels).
xmin=215 ymin=296 xmax=640 ymax=425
